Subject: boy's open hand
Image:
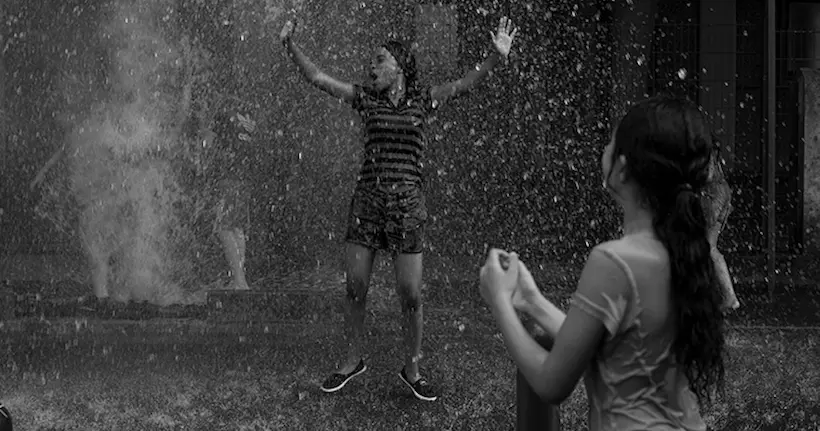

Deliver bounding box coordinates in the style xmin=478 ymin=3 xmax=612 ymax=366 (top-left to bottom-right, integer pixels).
xmin=491 ymin=16 xmax=519 ymax=58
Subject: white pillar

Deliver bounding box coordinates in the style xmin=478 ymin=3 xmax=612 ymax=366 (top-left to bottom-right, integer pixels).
xmin=799 ymin=68 xmax=820 ymax=252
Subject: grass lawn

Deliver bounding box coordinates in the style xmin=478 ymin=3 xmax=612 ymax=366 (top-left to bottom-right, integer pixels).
xmin=1 ymin=255 xmax=819 ymax=430
xmin=0 ymin=318 xmax=818 ymax=431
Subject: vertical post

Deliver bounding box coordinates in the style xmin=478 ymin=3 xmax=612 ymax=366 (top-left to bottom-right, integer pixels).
xmin=766 ymin=0 xmax=777 ymax=301
xmin=516 ymin=333 xmax=561 ymax=431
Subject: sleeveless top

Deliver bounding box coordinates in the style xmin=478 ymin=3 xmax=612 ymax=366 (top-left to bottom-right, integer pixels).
xmin=571 ymin=232 xmax=707 ymax=431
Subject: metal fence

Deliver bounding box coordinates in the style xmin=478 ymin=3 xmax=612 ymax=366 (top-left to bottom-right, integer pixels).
xmin=642 ymin=3 xmax=820 ymax=261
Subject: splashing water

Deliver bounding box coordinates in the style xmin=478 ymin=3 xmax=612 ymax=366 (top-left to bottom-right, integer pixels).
xmin=37 ymin=0 xmax=211 ymax=305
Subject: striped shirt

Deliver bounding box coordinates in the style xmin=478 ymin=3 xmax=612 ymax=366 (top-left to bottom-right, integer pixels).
xmin=351 ymin=85 xmax=436 ymax=187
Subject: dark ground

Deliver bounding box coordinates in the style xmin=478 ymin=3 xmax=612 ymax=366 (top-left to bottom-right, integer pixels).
xmin=1 ymin=256 xmax=819 ymax=430
xmin=1 ymin=319 xmax=818 ymax=431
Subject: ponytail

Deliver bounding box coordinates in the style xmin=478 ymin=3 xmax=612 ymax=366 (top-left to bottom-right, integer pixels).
xmin=612 ymin=95 xmax=727 ymax=405
xmin=651 ymin=187 xmax=727 ymax=404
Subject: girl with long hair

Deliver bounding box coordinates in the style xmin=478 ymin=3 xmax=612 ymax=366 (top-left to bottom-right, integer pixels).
xmin=481 ymin=96 xmax=727 ymax=430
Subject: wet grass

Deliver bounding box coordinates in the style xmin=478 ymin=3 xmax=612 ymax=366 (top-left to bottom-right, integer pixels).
xmin=0 ymin=319 xmax=818 ymax=430
xmin=2 ymin=255 xmax=820 ymax=429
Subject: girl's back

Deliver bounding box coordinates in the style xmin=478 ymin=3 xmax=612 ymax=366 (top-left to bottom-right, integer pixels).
xmin=577 ymin=231 xmax=706 ymax=431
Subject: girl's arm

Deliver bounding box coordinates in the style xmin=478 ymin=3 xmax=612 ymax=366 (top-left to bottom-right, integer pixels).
xmin=519 ymin=294 xmax=566 ymax=351
xmin=512 ymin=262 xmax=566 ymax=350
xmin=491 ymin=248 xmax=627 ymax=405
xmin=430 ymin=16 xmax=518 ymax=105
xmin=281 ymin=21 xmax=356 ymax=103
xmin=430 ymin=52 xmax=502 ymax=103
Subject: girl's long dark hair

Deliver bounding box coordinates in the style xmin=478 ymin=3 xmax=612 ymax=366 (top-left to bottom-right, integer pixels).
xmin=612 ymin=96 xmax=726 ymax=404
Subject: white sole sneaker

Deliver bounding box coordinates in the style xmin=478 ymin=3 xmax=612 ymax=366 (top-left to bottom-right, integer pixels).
xmin=320 ymin=361 xmax=367 ymax=393
xmin=399 ymin=369 xmax=438 ymax=402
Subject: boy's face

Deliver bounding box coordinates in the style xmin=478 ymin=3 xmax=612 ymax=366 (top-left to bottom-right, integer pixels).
xmin=369 ymin=47 xmax=400 ymax=91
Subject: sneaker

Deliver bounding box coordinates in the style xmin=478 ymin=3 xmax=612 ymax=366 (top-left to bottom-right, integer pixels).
xmin=399 ymin=368 xmax=438 ymax=401
xmin=320 ymin=359 xmax=367 ymax=393
xmin=0 ymin=402 xmax=11 ymax=431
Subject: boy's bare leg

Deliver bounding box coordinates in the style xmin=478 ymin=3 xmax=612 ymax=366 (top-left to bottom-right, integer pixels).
xmin=218 ymin=228 xmax=250 ymax=290
xmin=393 ymin=250 xmax=438 ymax=401
xmin=712 ymin=248 xmax=740 ymax=310
xmin=90 ymin=255 xmax=110 ymax=299
xmin=337 ymin=243 xmax=376 ymax=374
xmin=394 ymin=252 xmax=424 ymax=380
xmin=237 ymin=228 xmax=247 ymax=265
xmin=234 ymin=228 xmax=249 ymax=289
xmin=82 ymin=213 xmax=111 ymax=300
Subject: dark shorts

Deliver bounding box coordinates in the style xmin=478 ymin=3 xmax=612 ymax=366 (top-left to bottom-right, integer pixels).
xmin=214 ymin=179 xmax=249 ymax=231
xmin=345 ymin=184 xmax=428 ymax=254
